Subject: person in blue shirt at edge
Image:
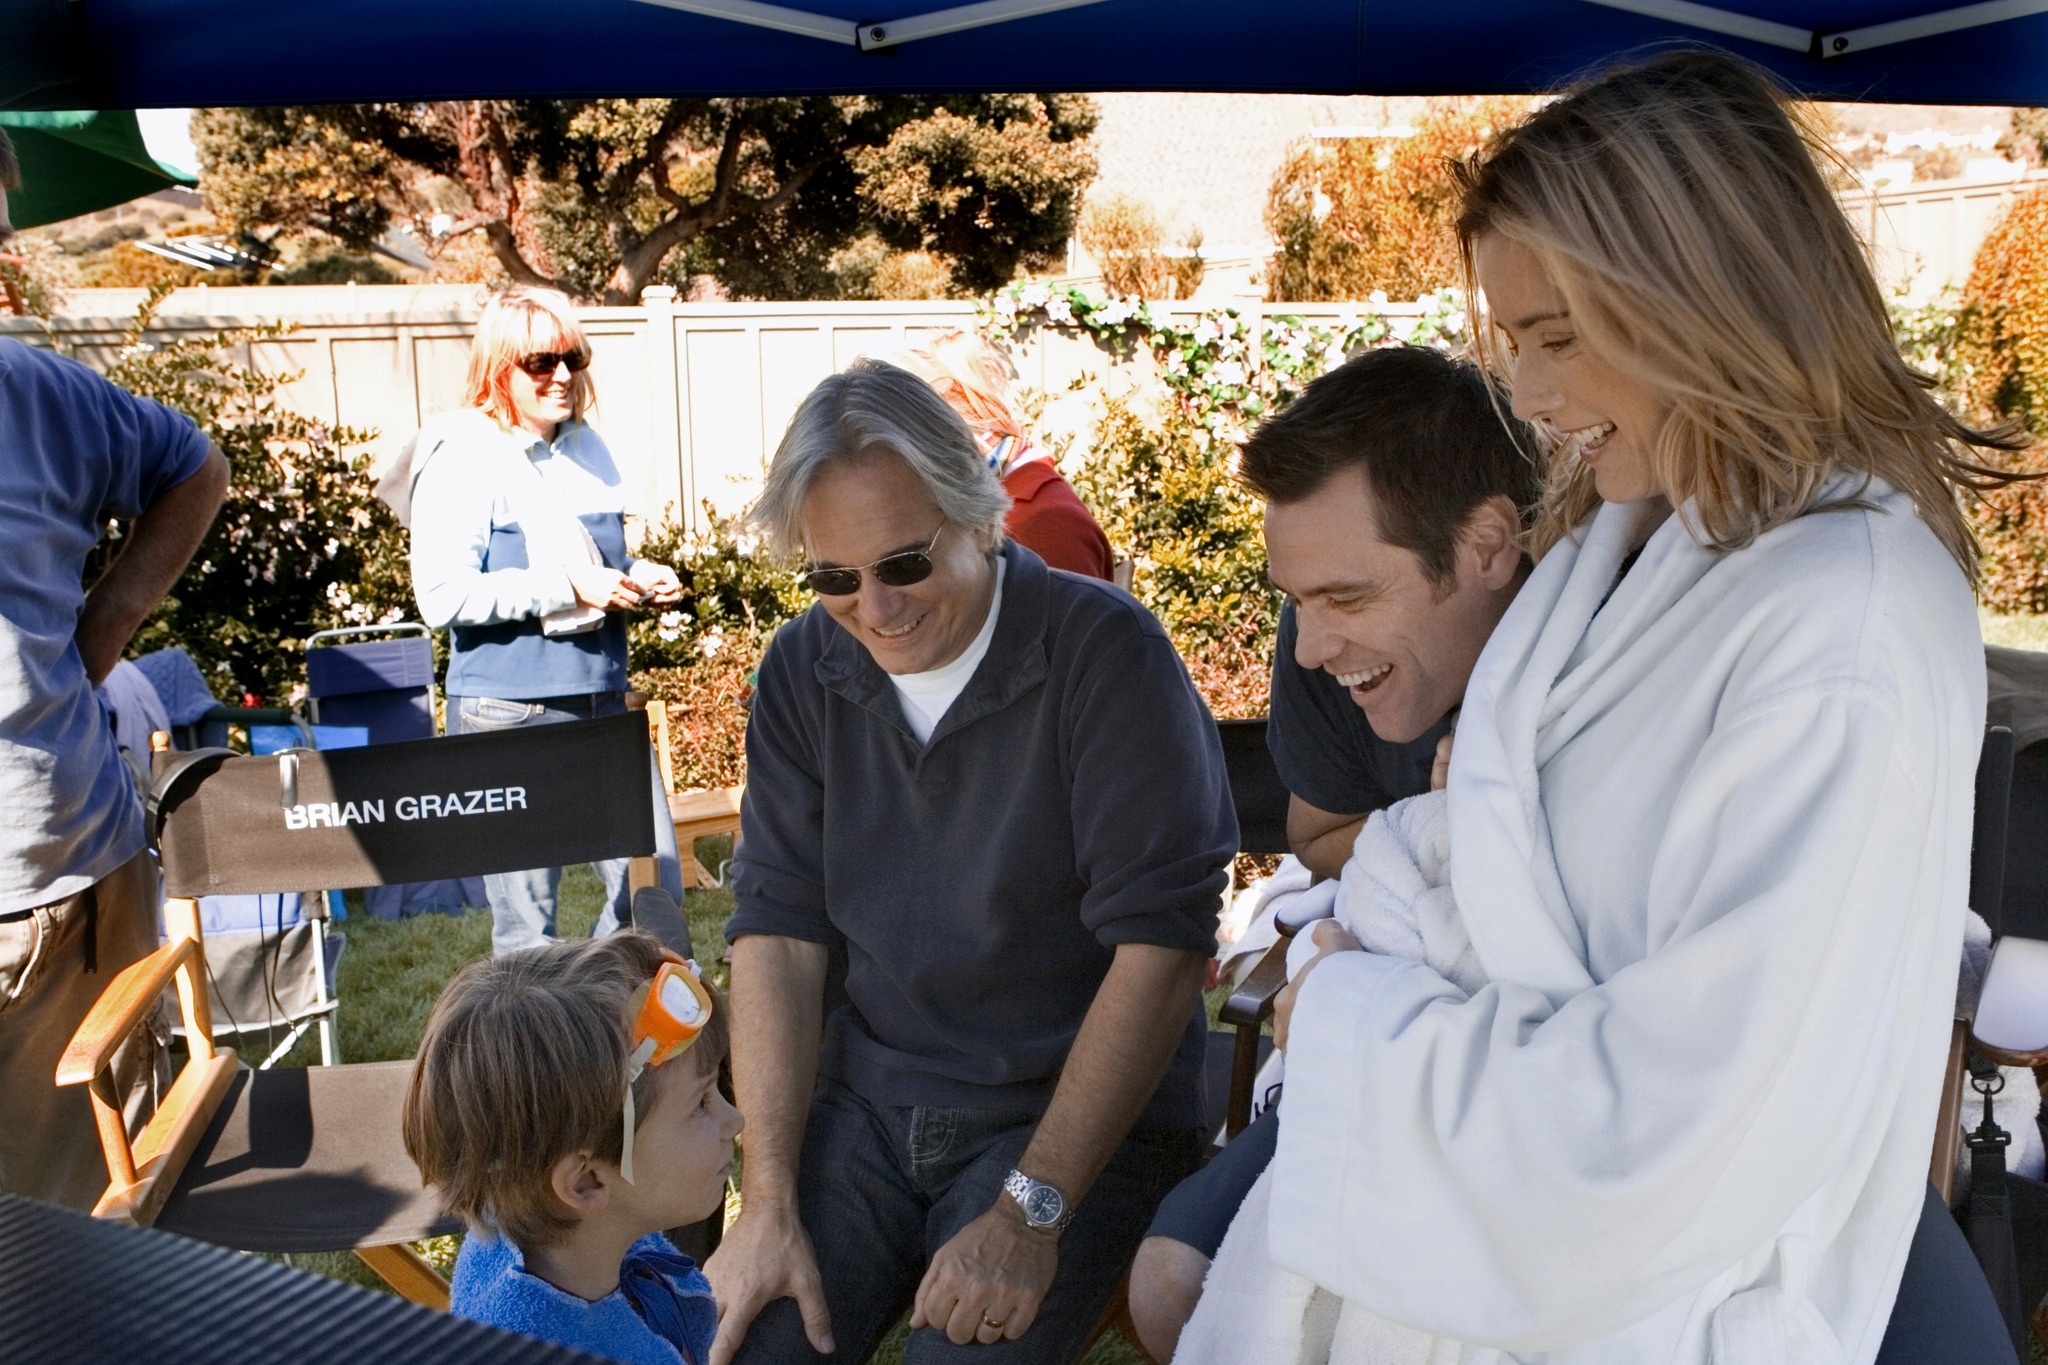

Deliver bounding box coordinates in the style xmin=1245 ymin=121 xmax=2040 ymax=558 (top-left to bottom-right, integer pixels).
xmin=0 ymin=127 xmax=232 ymax=1212
xmin=404 ymin=932 xmax=741 ymax=1365
xmin=705 ymin=359 xmax=1236 ymax=1364
xmin=385 ymin=287 xmax=688 ymax=956
xmin=1123 ymin=344 xmax=1539 ymax=1360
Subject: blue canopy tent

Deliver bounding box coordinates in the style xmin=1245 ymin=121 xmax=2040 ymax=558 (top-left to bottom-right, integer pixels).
xmin=3 ymin=0 xmax=2047 ymax=109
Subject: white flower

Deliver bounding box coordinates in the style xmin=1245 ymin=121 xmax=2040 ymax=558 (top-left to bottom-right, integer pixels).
xmin=1389 ymin=317 xmax=1419 ymax=342
xmin=734 ymin=530 xmax=759 ymax=557
xmin=1192 ymin=319 xmax=1220 ymax=345
xmin=994 ymin=295 xmax=1018 ymax=318
xmin=1019 ymin=282 xmax=1051 ymax=308
xmin=1165 ymin=349 xmax=1188 ymax=375
xmin=1444 ymin=310 xmax=1468 ymax=337
xmin=325 ymin=582 xmax=353 ymax=607
xmin=1094 ymin=299 xmax=1134 ymax=327
xmin=699 ymin=629 xmax=726 ymax=659
xmin=1368 ymin=290 xmax=1389 ymax=307
xmin=1044 ymin=296 xmax=1074 ymax=325
xmin=1210 ymin=360 xmax=1247 ymax=387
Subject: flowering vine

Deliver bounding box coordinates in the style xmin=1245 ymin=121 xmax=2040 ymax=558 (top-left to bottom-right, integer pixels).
xmin=977 ymin=280 xmax=1471 ymax=445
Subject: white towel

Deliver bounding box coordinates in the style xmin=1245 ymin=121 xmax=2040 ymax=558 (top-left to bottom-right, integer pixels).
xmin=1283 ymin=792 xmax=1483 ymax=997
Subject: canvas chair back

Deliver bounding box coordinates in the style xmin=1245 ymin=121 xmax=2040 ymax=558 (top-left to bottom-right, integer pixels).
xmin=153 ymin=710 xmax=657 ymax=896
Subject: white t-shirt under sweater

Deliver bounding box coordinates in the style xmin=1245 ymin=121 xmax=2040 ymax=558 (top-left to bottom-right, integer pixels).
xmin=888 ymin=557 xmax=1005 ymax=744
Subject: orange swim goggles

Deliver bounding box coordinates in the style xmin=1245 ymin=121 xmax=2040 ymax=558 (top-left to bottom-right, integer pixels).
xmin=620 ymin=953 xmax=715 ymax=1184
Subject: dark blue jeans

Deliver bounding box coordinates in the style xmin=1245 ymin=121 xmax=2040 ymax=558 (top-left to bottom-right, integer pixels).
xmin=733 ymin=1078 xmax=1203 ymax=1365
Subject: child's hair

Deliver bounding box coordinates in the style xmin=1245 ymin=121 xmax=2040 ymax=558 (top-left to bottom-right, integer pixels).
xmin=402 ymin=931 xmax=730 ymax=1249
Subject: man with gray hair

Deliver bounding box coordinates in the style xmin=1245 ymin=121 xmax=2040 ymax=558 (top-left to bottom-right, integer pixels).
xmin=0 ymin=127 xmax=231 ymax=1207
xmin=706 ymin=359 xmax=1236 ymax=1364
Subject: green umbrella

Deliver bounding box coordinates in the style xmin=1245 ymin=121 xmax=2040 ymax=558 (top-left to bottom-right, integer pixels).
xmin=0 ymin=109 xmax=196 ymax=230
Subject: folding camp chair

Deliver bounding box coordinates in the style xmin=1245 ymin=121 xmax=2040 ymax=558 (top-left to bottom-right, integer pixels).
xmin=308 ymin=624 xmax=487 ymax=920
xmin=1209 ymin=717 xmax=1288 ymax=1140
xmin=54 ymin=710 xmax=690 ymax=1304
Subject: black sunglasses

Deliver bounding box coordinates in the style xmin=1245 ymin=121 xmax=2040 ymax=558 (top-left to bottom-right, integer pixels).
xmin=514 ymin=350 xmax=590 ymax=378
xmin=805 ymin=526 xmax=946 ymax=597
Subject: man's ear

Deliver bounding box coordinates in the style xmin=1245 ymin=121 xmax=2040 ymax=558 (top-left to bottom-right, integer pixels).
xmin=1460 ymin=495 xmax=1525 ymax=591
xmin=548 ymin=1151 xmax=611 ymax=1215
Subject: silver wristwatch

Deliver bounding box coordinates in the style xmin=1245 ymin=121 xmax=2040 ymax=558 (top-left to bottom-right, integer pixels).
xmin=1002 ymin=1168 xmax=1074 ymax=1235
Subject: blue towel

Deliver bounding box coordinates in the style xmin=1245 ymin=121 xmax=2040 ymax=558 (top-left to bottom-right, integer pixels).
xmin=130 ymin=647 xmax=220 ymax=727
xmin=450 ymin=1231 xmax=717 ymax=1365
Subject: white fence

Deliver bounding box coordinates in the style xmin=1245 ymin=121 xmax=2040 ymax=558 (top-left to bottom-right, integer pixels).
xmin=1846 ymin=168 xmax=2048 ymax=300
xmin=1 ymin=286 xmax=1375 ymax=533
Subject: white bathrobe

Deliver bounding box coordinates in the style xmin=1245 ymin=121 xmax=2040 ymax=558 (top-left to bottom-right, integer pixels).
xmin=1264 ymin=483 xmax=1984 ymax=1365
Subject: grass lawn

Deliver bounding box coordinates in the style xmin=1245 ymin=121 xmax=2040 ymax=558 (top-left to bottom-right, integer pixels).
xmin=255 ymin=837 xmax=1151 ymax=1365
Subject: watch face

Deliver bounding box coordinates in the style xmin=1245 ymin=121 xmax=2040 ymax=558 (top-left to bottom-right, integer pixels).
xmin=1023 ymin=1185 xmax=1064 ymax=1225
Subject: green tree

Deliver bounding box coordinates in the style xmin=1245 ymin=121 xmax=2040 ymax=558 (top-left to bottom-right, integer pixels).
xmin=193 ymin=96 xmax=1097 ymax=304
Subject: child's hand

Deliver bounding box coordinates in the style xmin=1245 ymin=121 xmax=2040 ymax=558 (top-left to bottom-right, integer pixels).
xmin=1273 ymin=919 xmax=1362 ymax=1051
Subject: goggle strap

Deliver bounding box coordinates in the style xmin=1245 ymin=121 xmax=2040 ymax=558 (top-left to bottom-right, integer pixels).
xmin=620 ymin=1036 xmax=659 ymax=1186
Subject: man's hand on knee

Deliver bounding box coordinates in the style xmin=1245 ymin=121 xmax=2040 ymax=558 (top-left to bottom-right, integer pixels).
xmin=910 ymin=1197 xmax=1059 ymax=1346
xmin=705 ymin=1205 xmax=835 ymax=1364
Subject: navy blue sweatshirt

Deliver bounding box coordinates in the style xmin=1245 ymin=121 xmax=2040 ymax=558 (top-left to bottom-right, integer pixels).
xmin=728 ymin=542 xmax=1236 ymax=1130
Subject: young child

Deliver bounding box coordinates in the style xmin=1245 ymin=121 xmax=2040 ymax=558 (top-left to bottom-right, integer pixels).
xmin=403 ymin=931 xmax=741 ymax=1365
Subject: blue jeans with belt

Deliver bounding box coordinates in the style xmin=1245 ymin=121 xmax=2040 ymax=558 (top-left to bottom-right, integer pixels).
xmin=449 ymin=691 xmax=685 ymax=957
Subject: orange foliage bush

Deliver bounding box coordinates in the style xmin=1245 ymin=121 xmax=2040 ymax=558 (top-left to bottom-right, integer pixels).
xmin=1955 ymin=184 xmax=2048 ymax=612
xmin=634 ymin=651 xmax=760 ymax=792
xmin=1264 ymin=97 xmax=1530 ymax=303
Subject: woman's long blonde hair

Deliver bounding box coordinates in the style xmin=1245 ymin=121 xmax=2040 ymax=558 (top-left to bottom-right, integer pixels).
xmin=463 ymin=286 xmax=596 ymax=429
xmin=1454 ymin=50 xmax=2028 ymax=576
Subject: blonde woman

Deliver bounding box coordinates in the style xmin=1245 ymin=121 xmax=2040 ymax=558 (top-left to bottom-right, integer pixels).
xmin=1195 ymin=53 xmax=2032 ymax=1365
xmin=879 ymin=331 xmax=1116 ymax=580
xmin=395 ymin=287 xmax=685 ymax=955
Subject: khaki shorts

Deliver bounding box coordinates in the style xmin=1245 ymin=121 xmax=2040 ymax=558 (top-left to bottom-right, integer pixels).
xmin=0 ymin=850 xmax=168 ymax=1210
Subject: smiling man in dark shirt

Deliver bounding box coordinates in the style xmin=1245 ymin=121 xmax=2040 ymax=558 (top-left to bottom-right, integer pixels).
xmin=1128 ymin=344 xmax=1544 ymax=1360
xmin=712 ymin=360 xmax=1234 ymax=1365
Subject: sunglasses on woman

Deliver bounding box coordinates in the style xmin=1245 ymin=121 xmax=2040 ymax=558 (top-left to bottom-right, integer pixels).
xmin=804 ymin=525 xmax=946 ymax=597
xmin=514 ymin=350 xmax=590 ymax=378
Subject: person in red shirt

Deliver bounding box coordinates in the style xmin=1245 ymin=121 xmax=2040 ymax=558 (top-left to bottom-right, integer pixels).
xmin=880 ymin=332 xmax=1117 ymax=581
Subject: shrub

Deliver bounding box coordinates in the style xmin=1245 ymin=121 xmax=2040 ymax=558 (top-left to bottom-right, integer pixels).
xmin=85 ymin=282 xmax=414 ymax=701
xmin=1954 ymin=186 xmax=2048 ymax=611
xmin=1076 ymin=191 xmax=1204 ymax=301
xmin=1263 ymin=97 xmax=1529 ymax=303
xmin=625 ymin=505 xmax=806 ymax=790
xmin=872 ymin=250 xmax=952 ymax=300
xmin=1068 ymin=395 xmax=1280 ymax=715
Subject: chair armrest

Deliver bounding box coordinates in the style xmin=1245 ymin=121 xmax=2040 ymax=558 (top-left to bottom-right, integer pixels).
xmin=1970 ymin=935 xmax=2048 ymax=1067
xmin=57 ymin=938 xmax=199 ymax=1086
xmin=1220 ymin=936 xmax=1291 ymax=1029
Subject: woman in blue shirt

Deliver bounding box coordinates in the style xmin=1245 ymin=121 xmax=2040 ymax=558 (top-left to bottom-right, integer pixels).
xmin=402 ymin=286 xmax=685 ymax=955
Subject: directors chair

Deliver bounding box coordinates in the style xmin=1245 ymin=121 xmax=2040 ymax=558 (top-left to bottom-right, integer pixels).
xmin=55 ymin=710 xmax=683 ymax=1304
